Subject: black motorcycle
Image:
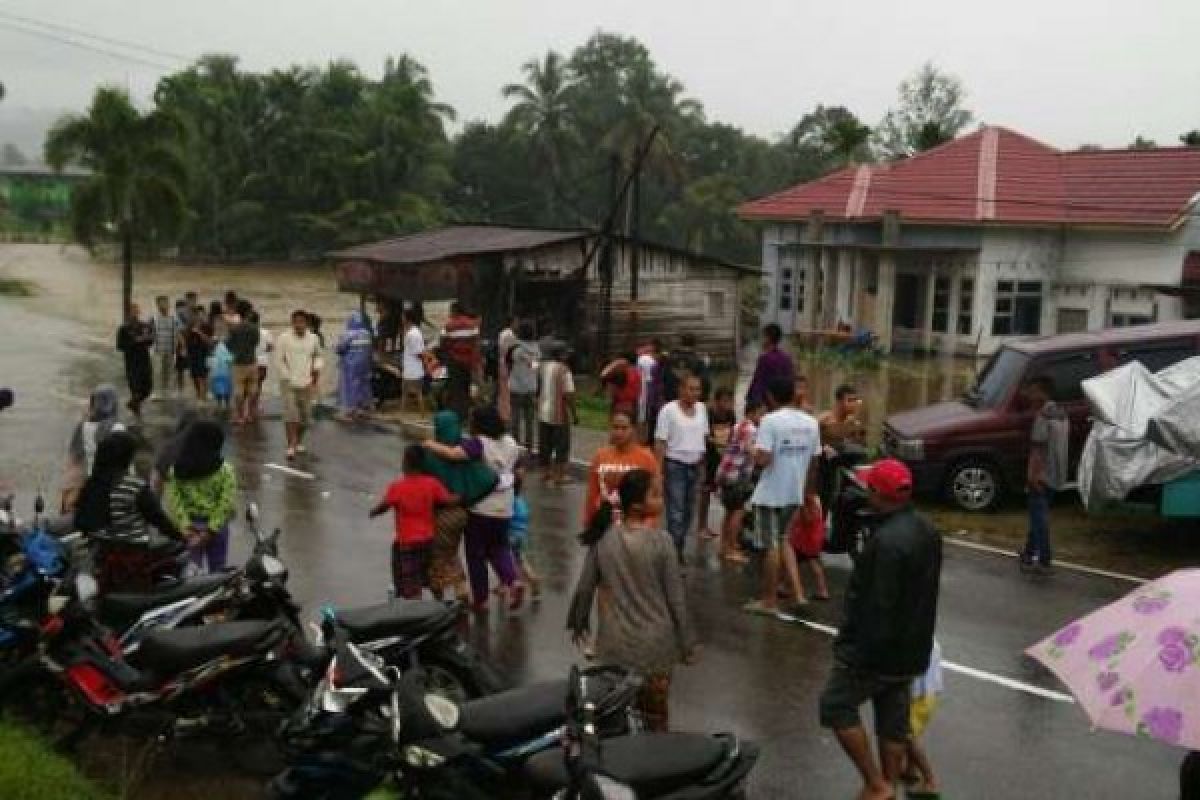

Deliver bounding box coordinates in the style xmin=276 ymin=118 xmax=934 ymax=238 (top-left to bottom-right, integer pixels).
xmin=525 ymin=665 xmax=761 ymax=800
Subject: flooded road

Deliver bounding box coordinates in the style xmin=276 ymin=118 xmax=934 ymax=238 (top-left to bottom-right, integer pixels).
xmin=0 ymin=242 xmax=1191 ymax=799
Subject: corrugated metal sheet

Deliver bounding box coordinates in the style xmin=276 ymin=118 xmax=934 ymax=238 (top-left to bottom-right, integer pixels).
xmin=738 ymin=127 xmax=1200 ymax=229
xmin=329 ymin=225 xmax=588 ymax=265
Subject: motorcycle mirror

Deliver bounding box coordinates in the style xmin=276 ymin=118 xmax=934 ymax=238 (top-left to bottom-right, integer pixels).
xmin=34 ymin=494 xmax=44 ymax=517
xmin=74 ymin=572 xmax=99 ymax=610
xmin=246 ymin=503 xmax=260 ymax=526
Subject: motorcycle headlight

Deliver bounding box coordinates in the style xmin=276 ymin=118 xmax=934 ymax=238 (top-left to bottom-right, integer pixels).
xmin=424 ymin=693 xmax=460 ymax=730
xmin=403 ymin=745 xmax=446 ymax=769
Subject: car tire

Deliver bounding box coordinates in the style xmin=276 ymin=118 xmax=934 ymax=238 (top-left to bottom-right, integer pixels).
xmin=944 ymin=458 xmax=1003 ymax=512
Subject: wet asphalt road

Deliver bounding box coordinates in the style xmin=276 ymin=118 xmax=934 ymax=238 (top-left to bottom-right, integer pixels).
xmin=0 ymin=298 xmax=1185 ymax=799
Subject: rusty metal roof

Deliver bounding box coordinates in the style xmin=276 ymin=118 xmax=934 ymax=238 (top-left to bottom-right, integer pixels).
xmin=329 ymin=225 xmax=589 ymax=265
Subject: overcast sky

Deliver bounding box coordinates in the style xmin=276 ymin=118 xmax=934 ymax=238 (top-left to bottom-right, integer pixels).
xmin=2 ymin=0 xmax=1198 ymax=151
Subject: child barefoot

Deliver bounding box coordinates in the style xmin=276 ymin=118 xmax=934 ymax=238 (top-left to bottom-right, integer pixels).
xmin=905 ymin=639 xmax=943 ymax=798
xmin=371 ymin=445 xmax=459 ymax=599
xmin=510 ymin=469 xmax=541 ymax=597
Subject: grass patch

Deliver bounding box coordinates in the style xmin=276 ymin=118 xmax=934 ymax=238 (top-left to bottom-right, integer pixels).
xmin=806 ymin=346 xmax=882 ymax=370
xmin=574 ymin=392 xmax=611 ymax=432
xmin=0 ymin=278 xmax=35 ymax=297
xmin=0 ymin=723 xmax=111 ymax=800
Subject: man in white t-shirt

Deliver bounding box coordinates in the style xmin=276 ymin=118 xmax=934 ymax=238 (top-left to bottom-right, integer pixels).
xmin=654 ymin=373 xmax=709 ymax=562
xmin=744 ymin=376 xmax=822 ymax=616
xmin=537 ymin=344 xmax=576 ymax=486
xmin=401 ymin=309 xmax=426 ymax=413
xmin=276 ymin=309 xmax=324 ymax=459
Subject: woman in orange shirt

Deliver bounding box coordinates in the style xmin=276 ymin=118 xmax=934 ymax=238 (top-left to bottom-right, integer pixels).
xmin=585 ymin=409 xmax=661 ymax=527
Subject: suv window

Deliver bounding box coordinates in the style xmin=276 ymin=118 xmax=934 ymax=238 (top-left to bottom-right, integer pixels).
xmin=1114 ymin=338 xmax=1196 ymax=373
xmin=967 ymin=347 xmax=1030 ymax=408
xmin=1028 ymin=350 xmax=1103 ymax=403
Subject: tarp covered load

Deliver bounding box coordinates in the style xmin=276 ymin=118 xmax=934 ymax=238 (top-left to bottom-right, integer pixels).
xmin=1078 ymin=356 xmax=1200 ymax=509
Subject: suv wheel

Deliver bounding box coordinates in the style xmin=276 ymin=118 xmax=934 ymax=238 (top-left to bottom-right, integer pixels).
xmin=945 ymin=459 xmax=1002 ymax=512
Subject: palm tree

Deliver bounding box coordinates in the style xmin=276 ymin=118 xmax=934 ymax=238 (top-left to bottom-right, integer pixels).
xmin=45 ymin=87 xmax=188 ymax=314
xmin=503 ymin=51 xmax=578 ymax=218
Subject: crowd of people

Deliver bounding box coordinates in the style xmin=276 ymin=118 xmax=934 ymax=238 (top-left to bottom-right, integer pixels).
xmin=96 ymin=292 xmax=948 ymax=800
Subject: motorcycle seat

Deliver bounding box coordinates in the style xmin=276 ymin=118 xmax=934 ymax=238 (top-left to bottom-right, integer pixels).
xmin=459 ymin=680 xmax=567 ymax=748
xmin=100 ymin=572 xmax=232 ymax=627
xmin=332 ymin=600 xmax=455 ymax=642
xmin=135 ymin=619 xmax=283 ymax=675
xmin=523 ymin=733 xmax=728 ymax=796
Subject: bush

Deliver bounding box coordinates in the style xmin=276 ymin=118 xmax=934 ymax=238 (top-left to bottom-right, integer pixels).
xmin=0 ymin=723 xmax=111 ymax=800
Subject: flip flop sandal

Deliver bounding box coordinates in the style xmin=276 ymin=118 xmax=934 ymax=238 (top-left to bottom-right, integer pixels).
xmin=741 ymin=601 xmax=778 ymax=617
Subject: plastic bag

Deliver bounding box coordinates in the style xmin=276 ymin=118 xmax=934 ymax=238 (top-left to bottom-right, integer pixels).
xmin=788 ymin=499 xmax=825 ymax=559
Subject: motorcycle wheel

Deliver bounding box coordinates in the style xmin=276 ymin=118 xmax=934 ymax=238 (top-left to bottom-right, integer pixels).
xmin=226 ymin=675 xmax=300 ymax=776
xmin=419 ymin=656 xmax=479 ymax=706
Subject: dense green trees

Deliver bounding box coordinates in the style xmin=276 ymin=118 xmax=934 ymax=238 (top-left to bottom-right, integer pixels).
xmin=51 ymin=35 xmax=969 ymax=265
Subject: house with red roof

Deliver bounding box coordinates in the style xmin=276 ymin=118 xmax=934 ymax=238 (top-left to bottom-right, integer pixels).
xmin=737 ymin=126 xmax=1200 ymax=355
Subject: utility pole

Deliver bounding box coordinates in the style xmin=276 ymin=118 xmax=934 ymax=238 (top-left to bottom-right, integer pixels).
xmin=628 ymin=168 xmax=642 ymax=351
xmin=598 ymin=153 xmax=621 ymax=363
xmin=120 ymin=196 xmax=133 ymax=318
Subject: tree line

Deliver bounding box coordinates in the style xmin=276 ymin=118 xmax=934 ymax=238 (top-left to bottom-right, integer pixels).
xmin=38 ymin=33 xmax=1192 ymax=267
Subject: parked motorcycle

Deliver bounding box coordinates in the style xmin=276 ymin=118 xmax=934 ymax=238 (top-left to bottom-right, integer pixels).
xmin=0 ymin=564 xmax=307 ymax=773
xmin=269 ymin=630 xmax=640 ymax=800
xmin=525 ymin=665 xmax=761 ymax=800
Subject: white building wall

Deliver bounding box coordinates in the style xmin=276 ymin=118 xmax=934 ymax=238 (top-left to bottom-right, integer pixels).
xmin=759 ymin=222 xmax=804 ymax=332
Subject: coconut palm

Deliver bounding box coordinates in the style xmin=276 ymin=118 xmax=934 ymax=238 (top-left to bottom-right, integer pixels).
xmin=502 ymin=51 xmax=577 ymax=178
xmin=44 ymin=86 xmax=187 ymax=313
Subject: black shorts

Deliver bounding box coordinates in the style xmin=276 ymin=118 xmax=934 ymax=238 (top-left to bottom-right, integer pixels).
xmin=539 ymin=422 xmax=571 ymax=465
xmin=818 ymin=661 xmax=913 ymax=742
xmin=719 ymin=480 xmax=754 ymax=512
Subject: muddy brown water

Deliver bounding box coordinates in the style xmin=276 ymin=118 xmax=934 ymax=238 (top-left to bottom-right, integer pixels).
xmin=0 ymin=242 xmax=976 ymax=442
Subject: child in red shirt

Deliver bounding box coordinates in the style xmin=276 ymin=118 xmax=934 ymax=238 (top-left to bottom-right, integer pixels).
xmin=371 ymin=445 xmax=458 ymax=598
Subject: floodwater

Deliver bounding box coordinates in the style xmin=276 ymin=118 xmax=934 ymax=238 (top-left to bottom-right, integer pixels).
xmin=1 ymin=242 xmax=975 ymax=447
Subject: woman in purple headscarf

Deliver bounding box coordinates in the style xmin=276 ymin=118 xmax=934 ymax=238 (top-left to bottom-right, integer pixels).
xmin=335 ymin=310 xmax=374 ymax=420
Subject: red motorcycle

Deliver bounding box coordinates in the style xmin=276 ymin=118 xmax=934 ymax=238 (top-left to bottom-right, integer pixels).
xmin=0 ymin=569 xmax=308 ymax=774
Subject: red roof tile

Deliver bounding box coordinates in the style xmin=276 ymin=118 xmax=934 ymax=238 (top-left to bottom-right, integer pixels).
xmin=738 ymin=127 xmax=1200 ymax=229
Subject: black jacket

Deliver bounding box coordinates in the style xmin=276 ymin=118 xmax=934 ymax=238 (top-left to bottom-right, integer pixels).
xmin=834 ymin=506 xmax=942 ymax=677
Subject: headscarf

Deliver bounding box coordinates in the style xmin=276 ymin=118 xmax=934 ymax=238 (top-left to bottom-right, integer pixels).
xmin=172 ymin=419 xmax=226 ymax=481
xmin=419 ymin=411 xmax=497 ymax=504
xmin=68 ymin=384 xmax=122 ymax=464
xmin=155 ymin=410 xmax=200 ymax=479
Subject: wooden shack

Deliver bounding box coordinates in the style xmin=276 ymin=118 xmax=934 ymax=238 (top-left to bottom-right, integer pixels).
xmin=329 ymin=225 xmax=754 ymax=367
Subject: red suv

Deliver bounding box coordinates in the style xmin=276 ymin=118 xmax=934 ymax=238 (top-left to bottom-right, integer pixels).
xmin=883 ymin=320 xmax=1200 ymax=511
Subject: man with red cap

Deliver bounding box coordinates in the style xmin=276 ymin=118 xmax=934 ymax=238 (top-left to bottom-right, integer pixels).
xmin=819 ymin=458 xmax=942 ymax=800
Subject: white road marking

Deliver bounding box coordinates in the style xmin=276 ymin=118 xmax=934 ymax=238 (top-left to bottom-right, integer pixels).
xmin=944 ymin=533 xmax=1146 ymax=585
xmin=779 ymin=616 xmax=1075 ymax=705
xmin=265 ymin=463 xmax=315 ymax=480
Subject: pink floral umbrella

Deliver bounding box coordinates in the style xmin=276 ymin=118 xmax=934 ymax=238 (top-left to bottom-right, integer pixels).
xmin=1027 ymin=568 xmax=1200 ymax=749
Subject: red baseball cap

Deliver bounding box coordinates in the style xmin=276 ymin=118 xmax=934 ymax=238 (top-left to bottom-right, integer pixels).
xmin=861 ymin=458 xmax=913 ymax=503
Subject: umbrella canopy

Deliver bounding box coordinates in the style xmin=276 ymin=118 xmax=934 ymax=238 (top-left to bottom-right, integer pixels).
xmin=1027 ymin=568 xmax=1200 ymax=749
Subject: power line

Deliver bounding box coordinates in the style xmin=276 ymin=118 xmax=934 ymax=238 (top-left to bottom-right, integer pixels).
xmin=0 ymin=17 xmax=179 ymax=71
xmin=0 ymin=8 xmax=191 ymax=63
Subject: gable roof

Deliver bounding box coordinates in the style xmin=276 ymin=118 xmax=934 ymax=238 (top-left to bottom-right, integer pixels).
xmin=328 ymin=224 xmax=757 ymax=273
xmin=328 ymin=225 xmax=588 ymax=265
xmin=738 ymin=127 xmax=1200 ymax=229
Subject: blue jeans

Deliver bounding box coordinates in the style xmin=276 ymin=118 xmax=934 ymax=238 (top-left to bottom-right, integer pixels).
xmin=664 ymin=459 xmax=700 ymax=558
xmin=1023 ymin=488 xmax=1052 ymax=565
